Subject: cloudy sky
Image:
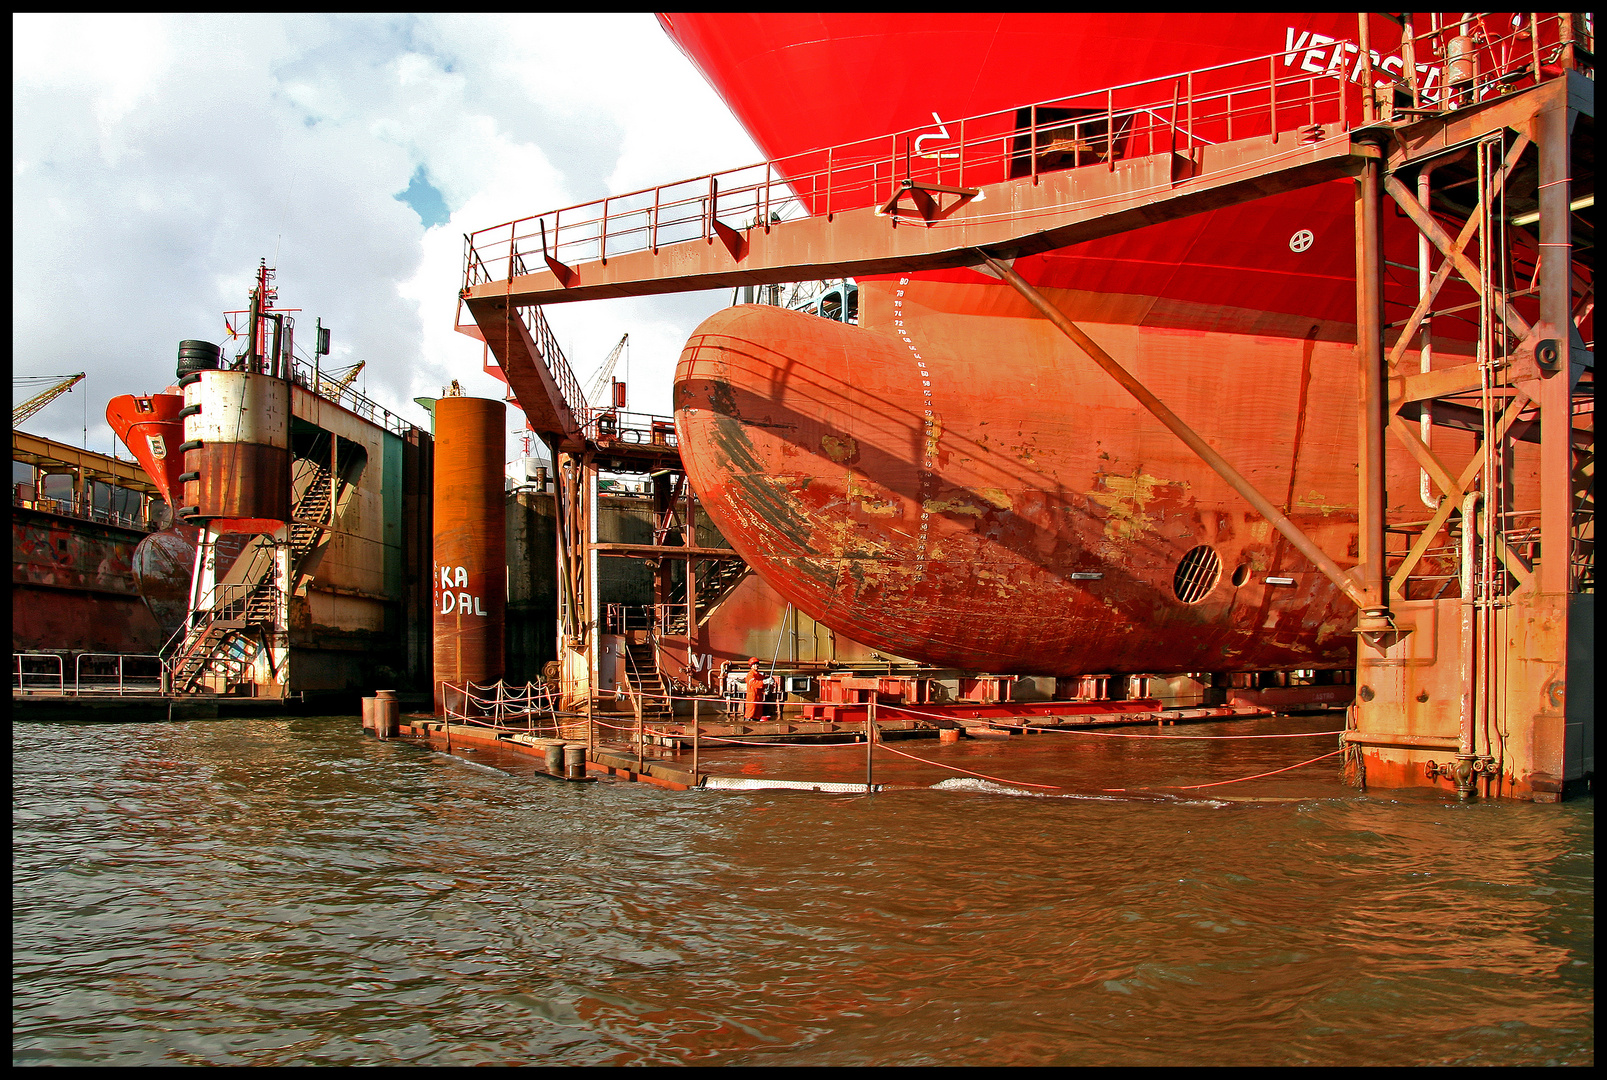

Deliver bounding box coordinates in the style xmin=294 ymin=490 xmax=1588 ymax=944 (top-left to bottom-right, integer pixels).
xmin=12 ymin=13 xmax=759 ymax=464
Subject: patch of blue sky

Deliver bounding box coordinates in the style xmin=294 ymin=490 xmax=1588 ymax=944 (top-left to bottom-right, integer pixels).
xmin=396 ymin=165 xmax=450 ymax=229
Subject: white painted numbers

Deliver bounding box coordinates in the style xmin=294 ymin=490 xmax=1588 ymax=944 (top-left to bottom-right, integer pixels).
xmin=437 ymin=564 xmax=489 ymax=616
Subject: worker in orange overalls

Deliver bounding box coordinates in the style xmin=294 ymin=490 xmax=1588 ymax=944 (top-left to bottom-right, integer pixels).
xmin=743 ymin=657 xmax=769 ymax=721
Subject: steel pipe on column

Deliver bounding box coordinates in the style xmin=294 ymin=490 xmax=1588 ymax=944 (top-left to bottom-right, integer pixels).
xmin=1354 ymin=156 xmax=1389 ymax=624
xmin=432 ymin=396 xmax=507 ymax=714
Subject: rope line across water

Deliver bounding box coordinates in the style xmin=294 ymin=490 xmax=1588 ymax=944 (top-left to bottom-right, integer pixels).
xmin=1167 ymin=748 xmax=1347 ymax=790
xmin=872 ymin=740 xmax=1063 ymax=790
xmin=876 ymin=701 xmax=1342 ymax=739
xmin=432 ymin=681 xmax=1349 ymax=791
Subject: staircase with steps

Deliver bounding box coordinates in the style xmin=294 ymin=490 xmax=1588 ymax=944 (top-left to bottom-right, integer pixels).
xmin=622 ymin=635 xmax=673 ymax=728
xmin=163 ymin=460 xmax=343 ymax=695
xmin=695 ymin=559 xmax=750 ymax=626
xmin=166 ymin=580 xmax=281 ymax=694
xmin=288 ymin=463 xmax=336 ymax=560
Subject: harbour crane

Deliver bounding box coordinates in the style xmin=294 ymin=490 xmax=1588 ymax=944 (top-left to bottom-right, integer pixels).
xmin=12 ymin=372 xmax=85 ymax=427
xmin=584 ymin=334 xmax=629 ymax=407
xmin=317 ymin=361 xmax=364 ymax=399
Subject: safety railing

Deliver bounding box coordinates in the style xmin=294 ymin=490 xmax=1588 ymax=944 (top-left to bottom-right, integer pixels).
xmin=13 ymin=652 xmax=164 ymax=696
xmin=423 ymin=678 xmax=1352 ymax=794
xmin=654 ymin=602 xmax=691 ymax=637
xmin=73 ymin=653 xmax=164 ymax=695
xmin=438 ymin=679 xmax=582 ymax=739
xmin=471 ymin=302 xmax=678 ymax=447
xmin=194 ymin=582 xmax=266 ymax=625
xmin=286 ymin=354 xmax=416 ymax=438
xmin=604 ymin=604 xmax=657 ymax=636
xmin=160 ymin=578 xmax=281 ymax=689
xmin=515 ymin=303 xmax=588 ymax=426
xmin=463 ymin=15 xmax=1579 ymax=295
xmin=15 ymin=489 xmax=167 ymax=533
xmin=602 ymin=603 xmax=697 ymax=638
xmin=585 ymin=407 xmax=678 ymax=449
xmin=1387 ymin=12 xmax=1590 ymax=114
xmin=14 ymin=653 xmax=65 ymax=694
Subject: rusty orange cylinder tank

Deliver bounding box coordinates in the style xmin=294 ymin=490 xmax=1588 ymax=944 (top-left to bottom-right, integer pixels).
xmin=432 ymin=396 xmax=507 ymax=714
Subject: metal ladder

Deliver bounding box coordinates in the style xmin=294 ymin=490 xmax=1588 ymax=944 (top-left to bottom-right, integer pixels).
xmin=623 ymin=636 xmax=673 ymax=728
xmin=163 ymin=462 xmax=340 ymax=695
xmin=695 ymin=559 xmax=751 ymax=626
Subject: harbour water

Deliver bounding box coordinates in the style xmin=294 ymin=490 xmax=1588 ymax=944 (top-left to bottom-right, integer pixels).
xmin=12 ymin=716 xmax=1593 ymax=1066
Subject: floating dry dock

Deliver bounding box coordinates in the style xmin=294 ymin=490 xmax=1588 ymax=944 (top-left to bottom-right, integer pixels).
xmin=456 ymin=17 xmax=1593 ymax=802
xmin=372 ymin=694 xmax=1291 ymax=791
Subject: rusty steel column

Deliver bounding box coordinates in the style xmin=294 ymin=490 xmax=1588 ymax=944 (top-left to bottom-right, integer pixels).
xmin=1354 ymin=156 xmax=1390 ymax=627
xmin=1534 ymin=97 xmax=1573 ymax=595
xmin=685 ymin=476 xmax=699 ymax=669
xmin=432 ymin=396 xmax=507 ymax=715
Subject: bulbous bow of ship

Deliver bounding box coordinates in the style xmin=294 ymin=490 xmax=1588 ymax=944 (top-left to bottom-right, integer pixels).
xmin=673 ymin=301 xmax=1365 ymax=675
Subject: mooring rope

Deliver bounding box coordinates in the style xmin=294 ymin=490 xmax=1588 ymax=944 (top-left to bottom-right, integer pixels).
xmin=1166 ymin=748 xmax=1347 ymax=790
xmin=872 ymin=700 xmax=1342 ymax=739
xmin=871 ymin=740 xmax=1063 ymax=789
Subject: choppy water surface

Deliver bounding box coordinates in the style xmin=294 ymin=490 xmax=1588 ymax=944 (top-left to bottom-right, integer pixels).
xmin=13 ymin=716 xmax=1593 ymax=1066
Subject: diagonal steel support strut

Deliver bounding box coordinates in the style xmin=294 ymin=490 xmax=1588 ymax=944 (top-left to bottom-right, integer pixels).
xmin=976 ymin=249 xmax=1372 ymax=612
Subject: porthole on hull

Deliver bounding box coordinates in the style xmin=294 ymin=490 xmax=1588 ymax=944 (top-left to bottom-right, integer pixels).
xmin=1173 ymin=545 xmax=1222 ymax=604
xmin=1231 ymin=564 xmax=1251 ymax=587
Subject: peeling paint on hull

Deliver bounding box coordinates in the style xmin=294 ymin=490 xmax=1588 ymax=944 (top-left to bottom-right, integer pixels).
xmin=674 ymin=285 xmax=1537 ymax=676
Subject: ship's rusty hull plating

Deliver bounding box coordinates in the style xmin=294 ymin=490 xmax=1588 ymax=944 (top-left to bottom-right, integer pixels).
xmin=674 ymin=290 xmax=1532 ymax=676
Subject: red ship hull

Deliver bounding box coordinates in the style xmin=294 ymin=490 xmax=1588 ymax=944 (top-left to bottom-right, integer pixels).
xmin=675 ymin=295 xmax=1541 ymax=676
xmin=659 ymin=13 xmax=1567 ymax=345
xmin=662 ymin=14 xmax=1567 ymax=675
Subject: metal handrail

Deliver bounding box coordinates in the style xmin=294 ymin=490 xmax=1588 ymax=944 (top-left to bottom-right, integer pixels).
xmin=516 ymin=304 xmax=588 ymax=426
xmin=286 ymin=354 xmax=416 ymax=437
xmin=163 ymin=580 xmax=280 ymax=667
xmin=604 ymin=603 xmax=658 ymax=636
xmin=73 ymin=652 xmax=163 ymax=696
xmin=462 ymin=16 xmax=1575 ymax=294
xmin=15 ymin=489 xmax=165 ymax=532
xmin=14 ymin=652 xmax=64 ymax=694
xmin=583 ymin=407 xmax=679 ymax=448
xmin=13 ymin=652 xmax=163 ymax=696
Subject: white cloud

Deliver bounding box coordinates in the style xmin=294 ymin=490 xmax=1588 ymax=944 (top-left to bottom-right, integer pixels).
xmin=12 ymin=13 xmax=759 ymax=464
